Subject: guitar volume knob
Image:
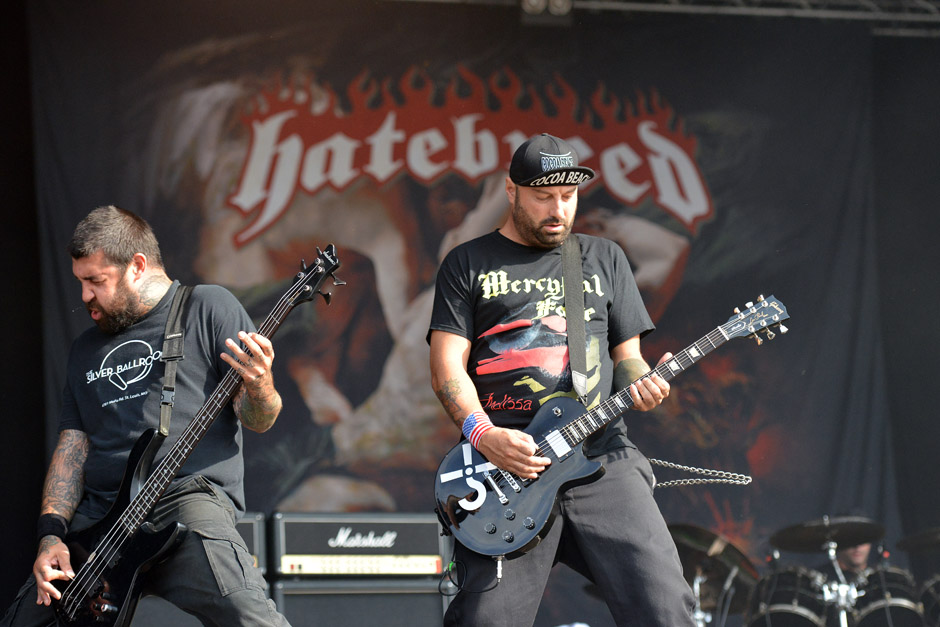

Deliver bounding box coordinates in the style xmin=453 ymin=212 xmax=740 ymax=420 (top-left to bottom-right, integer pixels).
xmin=502 ymin=530 xmax=514 ymax=543
xmin=504 ymin=509 xmax=515 ymax=520
xmin=523 ymin=517 xmax=535 ymax=530
xmin=484 ymin=523 xmax=497 ymax=534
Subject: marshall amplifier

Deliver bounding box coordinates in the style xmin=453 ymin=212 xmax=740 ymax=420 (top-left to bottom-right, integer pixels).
xmin=271 ymin=512 xmax=448 ymax=577
xmin=235 ymin=510 xmax=267 ymax=575
xmin=273 ymin=578 xmax=449 ymax=627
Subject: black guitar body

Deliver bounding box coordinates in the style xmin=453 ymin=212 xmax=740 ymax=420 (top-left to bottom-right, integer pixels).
xmin=434 ymin=396 xmax=605 ymax=559
xmin=53 ymin=430 xmax=187 ymax=627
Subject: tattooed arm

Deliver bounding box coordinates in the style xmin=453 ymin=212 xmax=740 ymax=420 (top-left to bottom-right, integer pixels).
xmin=429 ymin=330 xmax=550 ymax=479
xmin=33 ymin=428 xmax=89 ymax=605
xmin=222 ymin=331 xmax=283 ymax=433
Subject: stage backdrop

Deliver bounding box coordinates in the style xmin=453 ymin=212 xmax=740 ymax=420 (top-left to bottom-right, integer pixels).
xmin=29 ymin=1 xmax=902 ymax=624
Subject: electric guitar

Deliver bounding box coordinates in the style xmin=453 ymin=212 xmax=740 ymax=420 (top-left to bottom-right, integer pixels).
xmin=52 ymin=246 xmax=343 ymax=627
xmin=433 ymin=295 xmax=789 ymax=559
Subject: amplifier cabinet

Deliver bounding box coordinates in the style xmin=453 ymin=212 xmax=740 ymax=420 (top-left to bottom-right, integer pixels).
xmin=236 ymin=510 xmax=267 ymax=575
xmin=273 ymin=578 xmax=447 ymax=627
xmin=271 ymin=512 xmax=448 ymax=577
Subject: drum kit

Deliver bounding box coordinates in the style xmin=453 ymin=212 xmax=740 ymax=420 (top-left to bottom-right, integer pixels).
xmin=670 ymin=517 xmax=940 ymax=627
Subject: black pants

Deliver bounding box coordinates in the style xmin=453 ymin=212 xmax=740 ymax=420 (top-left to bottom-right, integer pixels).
xmin=1 ymin=476 xmax=290 ymax=627
xmin=443 ymin=447 xmax=697 ymax=627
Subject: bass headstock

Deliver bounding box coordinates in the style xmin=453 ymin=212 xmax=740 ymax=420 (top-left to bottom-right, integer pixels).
xmin=289 ymin=244 xmax=344 ymax=308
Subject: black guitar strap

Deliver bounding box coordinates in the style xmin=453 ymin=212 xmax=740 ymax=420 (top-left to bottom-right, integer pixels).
xmin=159 ymin=285 xmax=193 ymax=437
xmin=562 ymin=235 xmax=587 ymax=403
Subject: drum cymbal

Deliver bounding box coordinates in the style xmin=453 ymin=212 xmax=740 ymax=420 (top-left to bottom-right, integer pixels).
xmin=669 ymin=523 xmax=759 ymax=614
xmin=897 ymin=526 xmax=940 ymax=552
xmin=769 ymin=515 xmax=885 ymax=553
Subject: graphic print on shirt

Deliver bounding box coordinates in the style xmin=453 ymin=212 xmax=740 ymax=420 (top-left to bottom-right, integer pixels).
xmin=472 ymin=271 xmax=605 ymax=418
xmin=85 ymin=339 xmax=162 ymax=401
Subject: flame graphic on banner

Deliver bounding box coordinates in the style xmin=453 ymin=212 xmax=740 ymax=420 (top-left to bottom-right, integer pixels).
xmin=227 ymin=67 xmax=712 ymax=246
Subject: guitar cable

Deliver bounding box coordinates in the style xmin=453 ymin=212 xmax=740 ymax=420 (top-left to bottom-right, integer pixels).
xmin=439 ymin=553 xmax=504 ymax=595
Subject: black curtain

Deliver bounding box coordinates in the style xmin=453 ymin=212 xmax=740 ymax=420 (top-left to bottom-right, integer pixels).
xmin=873 ymin=35 xmax=940 ymax=581
xmin=0 ymin=0 xmax=43 ymax=608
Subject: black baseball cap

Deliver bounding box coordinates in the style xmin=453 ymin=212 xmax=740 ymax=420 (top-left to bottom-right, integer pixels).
xmin=509 ymin=133 xmax=595 ymax=188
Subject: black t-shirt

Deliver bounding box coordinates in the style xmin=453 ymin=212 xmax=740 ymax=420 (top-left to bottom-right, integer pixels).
xmin=429 ymin=230 xmax=654 ymax=455
xmin=59 ymin=281 xmax=254 ymax=521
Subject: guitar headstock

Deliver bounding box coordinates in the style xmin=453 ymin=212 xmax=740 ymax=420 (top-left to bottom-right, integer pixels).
xmin=290 ymin=244 xmax=344 ymax=308
xmin=721 ymin=295 xmax=789 ymax=345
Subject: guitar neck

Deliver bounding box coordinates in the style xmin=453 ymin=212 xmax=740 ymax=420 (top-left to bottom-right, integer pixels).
xmin=566 ymin=324 xmax=730 ymax=445
xmin=118 ymin=285 xmax=302 ymax=531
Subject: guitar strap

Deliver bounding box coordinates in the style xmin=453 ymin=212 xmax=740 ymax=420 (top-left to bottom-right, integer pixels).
xmin=562 ymin=235 xmax=588 ymax=403
xmin=159 ymin=284 xmax=193 ymax=437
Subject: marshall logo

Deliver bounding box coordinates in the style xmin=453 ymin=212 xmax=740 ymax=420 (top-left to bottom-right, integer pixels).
xmin=327 ymin=527 xmax=398 ymax=549
xmin=227 ymin=67 xmax=713 ymax=246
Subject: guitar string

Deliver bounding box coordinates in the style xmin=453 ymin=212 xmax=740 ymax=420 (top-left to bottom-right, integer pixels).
xmin=60 ymin=266 xmax=326 ymax=616
xmin=493 ymin=327 xmax=728 ymax=491
xmin=531 ymin=328 xmax=724 ymax=462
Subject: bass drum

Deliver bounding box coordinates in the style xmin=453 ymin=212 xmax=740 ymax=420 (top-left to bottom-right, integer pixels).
xmin=746 ymin=567 xmax=828 ymax=627
xmin=922 ymin=575 xmax=940 ymax=627
xmin=854 ymin=566 xmax=923 ymax=627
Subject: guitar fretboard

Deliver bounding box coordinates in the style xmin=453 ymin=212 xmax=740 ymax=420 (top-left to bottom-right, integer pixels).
xmin=558 ymin=326 xmax=728 ymax=448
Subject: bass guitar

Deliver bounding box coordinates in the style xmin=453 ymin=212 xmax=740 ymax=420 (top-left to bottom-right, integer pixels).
xmin=52 ymin=246 xmax=343 ymax=627
xmin=433 ymin=295 xmax=788 ymax=559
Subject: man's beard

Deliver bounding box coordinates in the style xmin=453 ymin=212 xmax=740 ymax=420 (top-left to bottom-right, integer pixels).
xmin=88 ymin=277 xmax=142 ymax=334
xmin=511 ymin=193 xmax=572 ymax=249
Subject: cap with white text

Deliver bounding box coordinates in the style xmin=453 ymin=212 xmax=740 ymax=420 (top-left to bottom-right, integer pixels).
xmin=509 ymin=133 xmax=595 ymax=187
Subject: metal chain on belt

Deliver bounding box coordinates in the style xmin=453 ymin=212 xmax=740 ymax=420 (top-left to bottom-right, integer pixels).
xmin=648 ymin=457 xmax=752 ymax=488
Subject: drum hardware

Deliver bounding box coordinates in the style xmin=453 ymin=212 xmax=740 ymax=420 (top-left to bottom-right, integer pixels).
xmin=757 ymin=516 xmax=927 ymax=627
xmin=745 ymin=565 xmax=828 ymax=627
xmin=897 ymin=525 xmax=940 ymax=626
xmin=920 ymin=574 xmax=940 ymax=627
xmin=769 ymin=515 xmax=886 ymax=554
xmin=822 ymin=540 xmax=860 ymax=627
xmin=668 ymin=524 xmax=759 ymax=627
xmin=853 ymin=565 xmax=924 ymax=627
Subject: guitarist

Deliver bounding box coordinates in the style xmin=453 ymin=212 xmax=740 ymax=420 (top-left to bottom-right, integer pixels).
xmin=2 ymin=206 xmax=290 ymax=626
xmin=428 ymin=134 xmax=696 ymax=626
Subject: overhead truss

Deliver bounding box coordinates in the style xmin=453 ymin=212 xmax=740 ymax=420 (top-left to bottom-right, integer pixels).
xmin=388 ymin=0 xmax=940 ymax=35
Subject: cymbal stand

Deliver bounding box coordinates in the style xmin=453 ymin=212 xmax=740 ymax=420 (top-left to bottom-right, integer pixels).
xmin=714 ymin=565 xmax=739 ymax=627
xmin=822 ymin=541 xmax=859 ymax=627
xmin=691 ymin=572 xmax=712 ymax=627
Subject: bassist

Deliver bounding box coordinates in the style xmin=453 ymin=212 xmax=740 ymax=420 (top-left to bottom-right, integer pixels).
xmin=1 ymin=206 xmax=290 ymax=627
xmin=428 ymin=134 xmax=696 ymax=626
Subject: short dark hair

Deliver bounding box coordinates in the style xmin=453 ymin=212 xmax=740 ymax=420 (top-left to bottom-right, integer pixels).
xmin=68 ymin=205 xmax=164 ymax=269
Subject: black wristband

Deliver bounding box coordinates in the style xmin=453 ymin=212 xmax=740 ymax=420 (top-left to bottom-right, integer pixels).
xmin=37 ymin=513 xmax=69 ymax=543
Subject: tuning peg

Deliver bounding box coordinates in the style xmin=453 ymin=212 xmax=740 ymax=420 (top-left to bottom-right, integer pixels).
xmin=318 ymin=290 xmax=332 ymax=305
xmin=331 ymin=273 xmax=346 ymax=287
xmin=753 ymin=334 xmax=763 ymax=346
xmin=765 ymin=329 xmax=776 ymax=340
xmin=745 ymin=301 xmax=754 ymax=309
xmin=778 ymin=324 xmax=788 ymax=334
xmin=300 ymin=258 xmax=308 ymax=271
xmin=733 ymin=307 xmax=741 ymax=315
xmin=758 ymin=294 xmax=765 ymax=302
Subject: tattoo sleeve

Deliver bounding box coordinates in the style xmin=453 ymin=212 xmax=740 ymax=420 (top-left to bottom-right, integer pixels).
xmin=433 ymin=377 xmax=467 ymax=428
xmin=41 ymin=429 xmax=89 ymax=520
xmin=233 ymin=381 xmax=283 ymax=433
